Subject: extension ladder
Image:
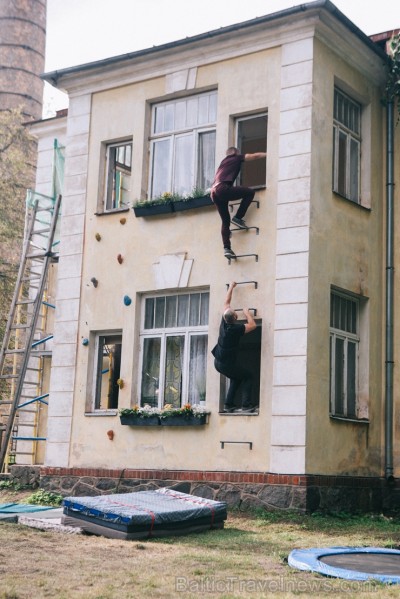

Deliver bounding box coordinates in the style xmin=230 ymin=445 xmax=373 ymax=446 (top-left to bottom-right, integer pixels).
xmin=0 ymin=193 xmax=62 ymax=472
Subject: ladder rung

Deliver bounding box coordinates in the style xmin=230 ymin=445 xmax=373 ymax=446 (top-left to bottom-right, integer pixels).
xmin=0 ymin=400 xmax=13 ymax=405
xmin=4 ymin=349 xmax=25 ymax=355
xmin=33 ymin=227 xmax=51 ymax=235
xmin=16 ymin=299 xmax=35 ymax=305
xmin=12 ymin=436 xmax=46 ymax=441
xmin=0 ymin=374 xmax=19 ymax=379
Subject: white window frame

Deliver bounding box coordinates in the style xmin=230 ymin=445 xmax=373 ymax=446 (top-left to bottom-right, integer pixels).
xmin=332 ymin=88 xmax=361 ymax=204
xmin=148 ymin=91 xmax=217 ymax=199
xmin=235 ymin=113 xmax=268 ymax=188
xmin=329 ymin=291 xmax=360 ymax=419
xmin=91 ymin=331 xmax=123 ymax=412
xmin=138 ymin=291 xmax=209 ymax=408
xmin=103 ymin=141 xmax=132 ymax=212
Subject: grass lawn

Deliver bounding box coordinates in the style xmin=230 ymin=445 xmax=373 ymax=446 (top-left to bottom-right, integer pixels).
xmin=1 ymin=487 xmax=400 ymax=598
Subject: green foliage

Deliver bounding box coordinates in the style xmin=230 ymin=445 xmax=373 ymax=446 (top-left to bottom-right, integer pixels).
xmin=134 ymin=187 xmax=208 ymax=207
xmin=0 ymin=479 xmax=24 ymax=491
xmin=0 ymin=107 xmax=36 ymax=343
xmin=385 ymin=33 xmax=400 ymax=117
xmin=25 ymin=489 xmax=63 ymax=506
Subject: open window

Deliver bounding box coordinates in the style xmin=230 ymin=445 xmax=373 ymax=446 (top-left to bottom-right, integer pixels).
xmin=139 ymin=291 xmax=209 ymax=408
xmin=236 ymin=114 xmax=267 ymax=188
xmin=218 ymin=321 xmax=262 ymax=413
xmin=91 ymin=332 xmax=122 ymax=410
xmin=103 ymin=141 xmax=132 ymax=211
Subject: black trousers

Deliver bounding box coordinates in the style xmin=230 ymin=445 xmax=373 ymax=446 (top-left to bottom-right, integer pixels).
xmin=214 ymin=359 xmax=253 ymax=408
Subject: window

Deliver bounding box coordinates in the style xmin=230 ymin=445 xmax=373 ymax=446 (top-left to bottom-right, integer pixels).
xmin=329 ymin=292 xmax=359 ymax=418
xmin=93 ymin=333 xmax=122 ymax=410
xmin=149 ymin=92 xmax=217 ymax=198
xmin=236 ymin=114 xmax=267 ymax=187
xmin=332 ymin=88 xmax=361 ymax=203
xmin=104 ymin=142 xmax=132 ymax=211
xmin=139 ymin=292 xmax=209 ymax=408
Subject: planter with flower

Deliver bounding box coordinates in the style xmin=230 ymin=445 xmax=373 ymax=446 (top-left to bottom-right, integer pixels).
xmin=119 ymin=405 xmax=160 ymax=426
xmin=119 ymin=403 xmax=210 ymax=427
xmin=133 ymin=189 xmax=212 ymax=217
xmin=159 ymin=403 xmax=209 ymax=426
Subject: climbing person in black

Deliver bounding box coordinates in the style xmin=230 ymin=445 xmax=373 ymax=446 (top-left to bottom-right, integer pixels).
xmin=212 ymin=281 xmax=257 ymax=412
xmin=210 ymin=146 xmax=266 ymax=259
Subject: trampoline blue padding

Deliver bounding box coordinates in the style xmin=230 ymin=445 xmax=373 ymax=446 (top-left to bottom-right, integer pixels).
xmin=288 ymin=547 xmax=400 ymax=584
xmin=62 ymin=488 xmax=227 ymax=539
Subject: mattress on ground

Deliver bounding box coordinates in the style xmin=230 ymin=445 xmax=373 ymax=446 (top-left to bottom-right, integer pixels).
xmin=62 ymin=488 xmax=227 ymax=539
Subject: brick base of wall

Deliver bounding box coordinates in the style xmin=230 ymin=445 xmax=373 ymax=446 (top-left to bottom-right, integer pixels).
xmin=9 ymin=466 xmax=400 ymax=514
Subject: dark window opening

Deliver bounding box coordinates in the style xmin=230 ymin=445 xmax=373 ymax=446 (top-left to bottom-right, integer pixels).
xmin=218 ymin=323 xmax=261 ymax=413
xmin=237 ymin=115 xmax=267 ymax=187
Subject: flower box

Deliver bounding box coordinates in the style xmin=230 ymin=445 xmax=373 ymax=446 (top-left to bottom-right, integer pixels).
xmin=133 ymin=202 xmax=173 ymax=217
xmin=160 ymin=414 xmax=207 ymax=426
xmin=133 ymin=194 xmax=213 ymax=217
xmin=172 ymin=195 xmax=213 ymax=212
xmin=120 ymin=414 xmax=160 ymax=426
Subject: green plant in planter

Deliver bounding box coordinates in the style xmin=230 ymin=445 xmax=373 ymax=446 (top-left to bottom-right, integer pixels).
xmin=134 ymin=188 xmax=209 ymax=208
xmin=159 ymin=403 xmax=209 ymax=419
xmin=119 ymin=404 xmax=160 ymax=418
xmin=385 ymin=33 xmax=400 ymax=118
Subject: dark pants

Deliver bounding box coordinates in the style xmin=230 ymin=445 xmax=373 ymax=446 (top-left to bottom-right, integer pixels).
xmin=214 ymin=359 xmax=253 ymax=409
xmin=211 ymin=183 xmax=255 ymax=249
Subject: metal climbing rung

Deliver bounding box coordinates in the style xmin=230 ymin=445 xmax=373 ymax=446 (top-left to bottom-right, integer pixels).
xmin=226 ymin=281 xmax=258 ymax=289
xmin=230 ymin=225 xmax=259 ymax=235
xmin=0 ymin=193 xmax=62 ymax=472
xmin=226 ymin=253 xmax=259 ymax=264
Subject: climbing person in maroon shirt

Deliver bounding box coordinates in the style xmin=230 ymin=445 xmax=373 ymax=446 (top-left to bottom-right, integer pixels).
xmin=210 ymin=146 xmax=266 ymax=259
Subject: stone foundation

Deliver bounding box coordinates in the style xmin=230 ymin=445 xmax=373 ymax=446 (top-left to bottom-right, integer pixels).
xmin=8 ymin=466 xmax=400 ymax=514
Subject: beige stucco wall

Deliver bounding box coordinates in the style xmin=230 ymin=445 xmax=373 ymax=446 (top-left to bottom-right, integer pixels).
xmin=40 ymin=7 xmax=397 ymax=479
xmin=306 ymin=38 xmax=385 ymax=475
xmin=68 ymin=48 xmax=280 ymax=471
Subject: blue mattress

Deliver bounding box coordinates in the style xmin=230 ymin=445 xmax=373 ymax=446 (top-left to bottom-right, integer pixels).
xmin=62 ymin=488 xmax=227 ymax=539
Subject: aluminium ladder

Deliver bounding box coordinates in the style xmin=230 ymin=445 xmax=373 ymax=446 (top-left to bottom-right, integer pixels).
xmin=0 ymin=193 xmax=62 ymax=472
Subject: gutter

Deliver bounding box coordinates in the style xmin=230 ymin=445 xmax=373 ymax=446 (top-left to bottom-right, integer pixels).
xmin=385 ymin=99 xmax=395 ymax=482
xmin=42 ymin=0 xmax=387 ymax=87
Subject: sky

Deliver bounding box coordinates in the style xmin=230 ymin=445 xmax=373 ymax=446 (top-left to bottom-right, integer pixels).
xmin=44 ymin=0 xmax=400 ymax=114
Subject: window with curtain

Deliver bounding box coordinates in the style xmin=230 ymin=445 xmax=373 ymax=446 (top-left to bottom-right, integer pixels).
xmin=139 ymin=291 xmax=209 ymax=408
xmin=332 ymin=88 xmax=361 ymax=203
xmin=149 ymin=92 xmax=217 ymax=198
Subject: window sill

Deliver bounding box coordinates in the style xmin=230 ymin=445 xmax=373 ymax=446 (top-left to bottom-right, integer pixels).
xmin=84 ymin=410 xmax=118 ymax=416
xmin=219 ymin=410 xmax=259 ymax=416
xmin=330 ymin=415 xmax=369 ymax=425
xmin=95 ymin=208 xmax=130 ymax=216
xmin=133 ymin=195 xmax=213 ymax=217
xmin=332 ymin=192 xmax=371 ymax=212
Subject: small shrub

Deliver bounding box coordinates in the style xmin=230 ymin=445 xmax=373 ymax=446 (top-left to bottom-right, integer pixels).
xmin=25 ymin=489 xmax=63 ymax=507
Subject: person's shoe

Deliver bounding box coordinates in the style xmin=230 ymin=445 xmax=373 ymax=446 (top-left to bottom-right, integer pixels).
xmin=240 ymin=406 xmax=256 ymax=413
xmin=231 ymin=216 xmax=249 ymax=229
xmin=224 ymin=247 xmax=236 ymax=259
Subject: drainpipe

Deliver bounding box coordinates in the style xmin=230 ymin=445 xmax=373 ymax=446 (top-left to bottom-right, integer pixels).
xmin=385 ymin=99 xmax=395 ymax=482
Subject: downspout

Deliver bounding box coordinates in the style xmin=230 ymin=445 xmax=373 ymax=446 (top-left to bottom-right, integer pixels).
xmin=385 ymin=99 xmax=395 ymax=482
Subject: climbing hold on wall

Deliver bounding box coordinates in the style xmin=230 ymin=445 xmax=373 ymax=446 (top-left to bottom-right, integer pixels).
xmin=117 ymin=378 xmax=124 ymax=389
xmin=117 ymin=254 xmax=123 ymax=264
xmin=123 ymin=295 xmax=132 ymax=306
xmin=82 ymin=338 xmax=89 ymax=346
xmin=107 ymin=430 xmax=114 ymax=440
xmin=95 ymin=233 xmax=101 ymax=241
xmin=91 ymin=277 xmax=99 ymax=288
xmin=120 ymin=217 xmax=126 ymax=225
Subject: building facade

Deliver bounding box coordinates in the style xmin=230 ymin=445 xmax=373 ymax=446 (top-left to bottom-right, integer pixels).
xmin=24 ymin=1 xmax=400 ymax=511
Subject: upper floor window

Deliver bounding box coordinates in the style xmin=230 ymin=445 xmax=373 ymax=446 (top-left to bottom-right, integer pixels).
xmin=104 ymin=141 xmax=132 ymax=211
xmin=149 ymin=91 xmax=217 ymax=198
xmin=236 ymin=113 xmax=267 ymax=188
xmin=139 ymin=291 xmax=209 ymax=409
xmin=332 ymin=88 xmax=361 ymax=204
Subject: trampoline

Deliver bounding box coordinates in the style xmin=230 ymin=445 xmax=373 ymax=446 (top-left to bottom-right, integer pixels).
xmin=288 ymin=547 xmax=400 ymax=584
